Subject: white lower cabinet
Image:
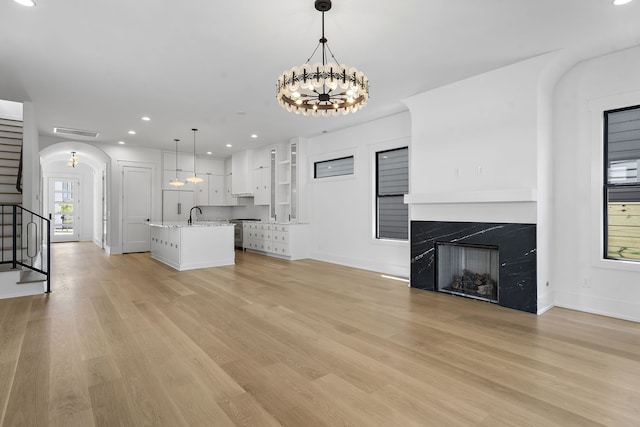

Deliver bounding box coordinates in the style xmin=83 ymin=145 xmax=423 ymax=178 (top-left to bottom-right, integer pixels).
xmin=242 ymin=222 xmax=308 ymax=260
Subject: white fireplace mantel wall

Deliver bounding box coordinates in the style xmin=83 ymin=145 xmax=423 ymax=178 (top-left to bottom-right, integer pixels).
xmin=403 ymin=51 xmax=571 ymax=315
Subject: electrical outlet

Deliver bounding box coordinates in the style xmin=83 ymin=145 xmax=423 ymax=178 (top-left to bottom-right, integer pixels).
xmin=477 ymin=166 xmax=483 ymax=176
xmin=583 ymin=278 xmax=591 ymax=288
xmin=546 ymin=281 xmax=549 ymax=287
xmin=454 ymin=168 xmax=461 ymax=176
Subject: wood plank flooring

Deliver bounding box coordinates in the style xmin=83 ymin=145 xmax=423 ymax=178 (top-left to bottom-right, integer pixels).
xmin=1 ymin=242 xmax=639 ymax=426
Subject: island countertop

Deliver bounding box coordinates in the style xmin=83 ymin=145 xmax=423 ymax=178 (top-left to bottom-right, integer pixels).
xmin=148 ymin=221 xmax=234 ymax=228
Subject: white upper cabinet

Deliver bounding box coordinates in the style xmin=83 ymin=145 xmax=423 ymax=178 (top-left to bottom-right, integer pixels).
xmin=232 ymin=149 xmax=254 ymax=195
xmin=224 ymin=157 xmax=238 ymax=206
xmin=163 ymin=152 xmax=194 ymax=173
xmin=196 ymin=157 xmax=224 ymax=175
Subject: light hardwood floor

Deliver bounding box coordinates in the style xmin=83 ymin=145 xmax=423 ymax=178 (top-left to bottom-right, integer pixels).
xmin=1 ymin=242 xmax=639 ymax=426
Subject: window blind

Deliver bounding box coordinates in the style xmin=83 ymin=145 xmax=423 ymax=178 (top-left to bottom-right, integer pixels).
xmin=377 ymin=147 xmax=408 ymax=240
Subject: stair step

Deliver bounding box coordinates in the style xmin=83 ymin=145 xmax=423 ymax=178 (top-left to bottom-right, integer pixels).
xmin=0 ymin=151 xmax=21 ymax=159
xmin=0 ymin=118 xmax=22 ymax=127
xmin=0 ymin=158 xmax=19 ymax=167
xmin=0 ymin=147 xmax=21 ymax=153
xmin=0 ymin=176 xmax=19 ymax=185
xmin=0 ymin=142 xmax=21 ymax=149
xmin=0 ymin=130 xmax=22 ymax=139
xmin=17 ymin=269 xmax=47 ymax=284
xmin=0 ymin=195 xmax=23 ymax=204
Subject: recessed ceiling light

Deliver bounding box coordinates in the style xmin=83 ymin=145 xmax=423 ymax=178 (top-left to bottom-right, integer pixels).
xmin=226 ymin=144 xmax=232 ymax=148
xmin=118 ymin=141 xmax=126 ymax=145
xmin=14 ymin=0 xmax=36 ymax=6
xmin=206 ymin=151 xmax=212 ymax=155
xmin=614 ymin=0 xmax=633 ymax=5
xmin=128 ymin=130 xmax=136 ymax=135
xmin=251 ymin=134 xmax=258 ymax=139
xmin=141 ymin=116 xmax=150 ymax=121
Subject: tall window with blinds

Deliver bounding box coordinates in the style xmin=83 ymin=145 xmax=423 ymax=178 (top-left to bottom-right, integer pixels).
xmin=376 ymin=147 xmax=408 ymax=240
xmin=604 ymin=105 xmax=640 ymax=262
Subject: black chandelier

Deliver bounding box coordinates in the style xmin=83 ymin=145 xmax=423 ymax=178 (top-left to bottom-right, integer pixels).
xmin=276 ymin=0 xmax=369 ymax=116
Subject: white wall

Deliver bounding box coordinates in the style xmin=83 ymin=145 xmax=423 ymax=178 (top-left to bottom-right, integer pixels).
xmin=0 ymin=100 xmax=22 ymax=121
xmin=306 ymin=112 xmax=411 ymax=277
xmin=553 ymin=45 xmax=640 ymax=322
xmin=403 ymin=52 xmax=568 ymax=313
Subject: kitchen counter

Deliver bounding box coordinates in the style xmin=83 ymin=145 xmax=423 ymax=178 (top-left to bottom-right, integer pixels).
xmin=149 ymin=222 xmax=234 ymax=270
xmin=148 ymin=220 xmax=233 ymax=228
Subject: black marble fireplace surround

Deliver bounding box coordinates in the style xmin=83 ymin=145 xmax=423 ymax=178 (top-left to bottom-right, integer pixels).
xmin=411 ymin=221 xmax=537 ymax=313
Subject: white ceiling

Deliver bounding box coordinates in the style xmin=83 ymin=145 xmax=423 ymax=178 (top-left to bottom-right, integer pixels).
xmin=2 ymin=0 xmax=640 ymax=156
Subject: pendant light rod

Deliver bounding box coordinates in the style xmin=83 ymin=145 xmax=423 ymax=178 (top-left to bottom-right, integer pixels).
xmin=169 ymin=138 xmax=185 ymax=187
xmin=186 ymin=128 xmax=203 ymax=183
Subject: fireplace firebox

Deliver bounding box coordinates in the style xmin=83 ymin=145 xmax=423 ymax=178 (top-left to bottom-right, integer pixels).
xmin=436 ymin=242 xmax=499 ymax=303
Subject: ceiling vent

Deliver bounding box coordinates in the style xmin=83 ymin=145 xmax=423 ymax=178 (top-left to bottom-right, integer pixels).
xmin=53 ymin=127 xmax=99 ymax=138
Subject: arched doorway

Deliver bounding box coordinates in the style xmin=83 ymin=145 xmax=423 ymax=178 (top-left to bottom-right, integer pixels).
xmin=40 ymin=143 xmax=110 ymax=249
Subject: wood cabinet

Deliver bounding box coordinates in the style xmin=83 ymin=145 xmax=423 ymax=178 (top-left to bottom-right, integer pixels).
xmin=242 ymin=222 xmax=309 ymax=260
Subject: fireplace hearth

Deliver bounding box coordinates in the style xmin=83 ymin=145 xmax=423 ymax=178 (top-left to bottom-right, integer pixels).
xmin=411 ymin=221 xmax=537 ymax=313
xmin=436 ymin=242 xmax=499 ymax=303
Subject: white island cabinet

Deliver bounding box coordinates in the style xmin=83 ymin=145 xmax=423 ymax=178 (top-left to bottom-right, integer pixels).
xmin=149 ymin=222 xmax=234 ymax=271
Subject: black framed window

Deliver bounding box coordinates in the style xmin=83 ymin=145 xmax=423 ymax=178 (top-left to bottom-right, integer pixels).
xmin=604 ymin=105 xmax=640 ymax=262
xmin=314 ymin=156 xmax=354 ymax=179
xmin=376 ymin=147 xmax=408 ymax=240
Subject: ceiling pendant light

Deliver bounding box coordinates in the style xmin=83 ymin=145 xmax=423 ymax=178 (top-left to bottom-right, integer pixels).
xmin=276 ymin=0 xmax=369 ymax=117
xmin=186 ymin=128 xmax=203 ymax=183
xmin=66 ymin=151 xmax=78 ymax=168
xmin=169 ymin=139 xmax=185 ymax=187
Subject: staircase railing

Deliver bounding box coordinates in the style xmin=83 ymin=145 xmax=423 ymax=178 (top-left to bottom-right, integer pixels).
xmin=0 ymin=204 xmax=50 ymax=293
xmin=16 ymin=146 xmax=22 ymax=193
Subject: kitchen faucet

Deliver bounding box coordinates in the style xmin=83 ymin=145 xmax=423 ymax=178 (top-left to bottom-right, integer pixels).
xmin=188 ymin=206 xmax=202 ymax=225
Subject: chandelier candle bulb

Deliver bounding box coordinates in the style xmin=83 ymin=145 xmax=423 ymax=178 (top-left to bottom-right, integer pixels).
xmin=276 ymin=0 xmax=369 ymax=117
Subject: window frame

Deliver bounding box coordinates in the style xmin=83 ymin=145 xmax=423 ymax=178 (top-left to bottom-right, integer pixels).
xmin=313 ymin=155 xmax=355 ymax=179
xmin=375 ymin=146 xmax=409 ymax=241
xmin=603 ymin=104 xmax=640 ymax=263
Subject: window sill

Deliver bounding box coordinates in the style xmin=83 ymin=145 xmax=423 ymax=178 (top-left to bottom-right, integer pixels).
xmin=594 ymin=257 xmax=640 ymax=273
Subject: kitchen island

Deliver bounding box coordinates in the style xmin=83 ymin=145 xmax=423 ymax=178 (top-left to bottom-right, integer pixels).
xmin=149 ymin=221 xmax=234 ymax=271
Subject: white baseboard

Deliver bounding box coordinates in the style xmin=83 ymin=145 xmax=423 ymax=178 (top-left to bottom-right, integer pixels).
xmin=537 ymin=303 xmax=555 ymax=315
xmin=554 ymin=291 xmax=640 ymax=323
xmin=309 ymin=250 xmax=409 ymax=278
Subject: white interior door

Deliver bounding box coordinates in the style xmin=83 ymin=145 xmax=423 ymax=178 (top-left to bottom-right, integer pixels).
xmin=48 ymin=177 xmax=80 ymax=243
xmin=122 ymin=166 xmax=152 ymax=253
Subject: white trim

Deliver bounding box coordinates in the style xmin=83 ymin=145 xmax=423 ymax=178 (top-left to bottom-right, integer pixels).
xmin=309 ymin=146 xmax=358 ymax=182
xmin=537 ymin=302 xmax=555 ymax=315
xmin=588 ymin=91 xmax=640 ymax=273
xmin=119 ymin=161 xmax=156 ymax=253
xmin=370 ymin=138 xmax=411 ymax=242
xmin=405 ymin=188 xmax=537 ymax=204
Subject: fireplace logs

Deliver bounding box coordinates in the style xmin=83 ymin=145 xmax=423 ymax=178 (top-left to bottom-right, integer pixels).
xmin=448 ymin=269 xmax=497 ymax=299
